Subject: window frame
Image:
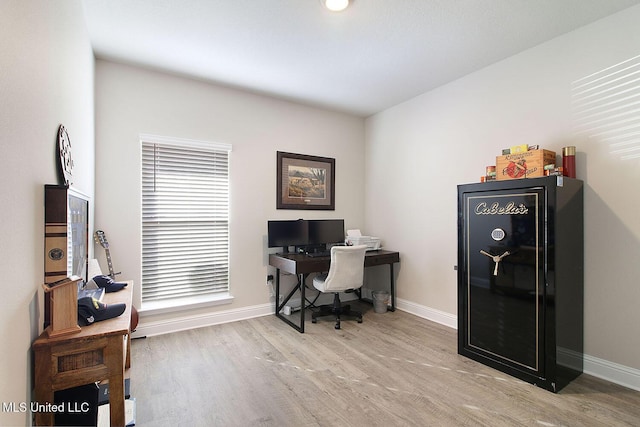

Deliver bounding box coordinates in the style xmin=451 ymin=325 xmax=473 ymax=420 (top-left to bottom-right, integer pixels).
xmin=139 ymin=134 xmax=233 ymax=313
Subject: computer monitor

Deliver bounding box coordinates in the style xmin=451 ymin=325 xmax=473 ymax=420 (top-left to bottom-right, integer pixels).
xmin=267 ymin=220 xmax=309 ymax=251
xmin=308 ymin=219 xmax=345 ymax=246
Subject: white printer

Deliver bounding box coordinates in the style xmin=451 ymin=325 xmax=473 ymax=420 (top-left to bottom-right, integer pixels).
xmin=345 ymin=229 xmax=381 ymax=251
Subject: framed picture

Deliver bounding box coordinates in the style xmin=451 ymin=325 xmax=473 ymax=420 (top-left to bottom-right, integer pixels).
xmin=277 ymin=151 xmax=335 ymax=210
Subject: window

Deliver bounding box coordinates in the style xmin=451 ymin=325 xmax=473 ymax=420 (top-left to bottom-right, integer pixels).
xmin=141 ymin=135 xmax=231 ymax=309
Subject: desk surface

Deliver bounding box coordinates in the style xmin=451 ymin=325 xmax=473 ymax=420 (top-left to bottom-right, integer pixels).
xmin=269 ymin=249 xmax=400 ymax=275
xmin=33 ymin=284 xmax=132 ymax=348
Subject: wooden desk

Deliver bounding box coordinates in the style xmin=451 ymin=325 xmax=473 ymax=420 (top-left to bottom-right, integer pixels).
xmin=269 ymin=250 xmax=400 ymax=332
xmin=32 ymin=282 xmax=133 ymax=426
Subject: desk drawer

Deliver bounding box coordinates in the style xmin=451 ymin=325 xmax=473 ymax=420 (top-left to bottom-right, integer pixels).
xmin=365 ymin=252 xmax=399 ymax=267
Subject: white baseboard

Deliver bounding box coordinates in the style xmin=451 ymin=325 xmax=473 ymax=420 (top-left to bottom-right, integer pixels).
xmin=132 ymin=303 xmax=272 ymax=338
xmin=395 ymin=297 xmax=458 ymax=329
xmin=584 ymin=353 xmax=640 ymax=392
xmin=132 ymin=296 xmax=640 ymax=392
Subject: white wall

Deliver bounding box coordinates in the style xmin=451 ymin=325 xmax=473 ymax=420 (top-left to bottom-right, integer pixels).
xmin=365 ymin=4 xmax=640 ymax=375
xmin=94 ymin=60 xmax=365 ymax=326
xmin=0 ymin=1 xmax=94 ymax=425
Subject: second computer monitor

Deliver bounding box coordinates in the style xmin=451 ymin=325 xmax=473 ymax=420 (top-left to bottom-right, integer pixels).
xmin=308 ymin=219 xmax=345 ymax=246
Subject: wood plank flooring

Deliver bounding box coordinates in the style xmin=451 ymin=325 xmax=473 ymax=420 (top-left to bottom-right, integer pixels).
xmin=130 ymin=304 xmax=640 ymax=426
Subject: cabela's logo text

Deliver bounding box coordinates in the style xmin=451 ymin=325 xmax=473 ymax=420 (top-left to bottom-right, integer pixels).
xmin=474 ymin=201 xmax=529 ymax=215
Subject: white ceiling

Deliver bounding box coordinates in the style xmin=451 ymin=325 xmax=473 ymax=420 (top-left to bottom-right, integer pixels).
xmin=82 ymin=0 xmax=640 ymax=117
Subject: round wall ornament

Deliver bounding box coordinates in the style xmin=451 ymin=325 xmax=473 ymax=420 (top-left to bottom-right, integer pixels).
xmin=57 ymin=125 xmax=74 ymax=186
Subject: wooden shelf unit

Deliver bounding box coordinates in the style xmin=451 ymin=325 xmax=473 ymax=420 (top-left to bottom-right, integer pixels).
xmin=33 ymin=282 xmax=133 ymax=426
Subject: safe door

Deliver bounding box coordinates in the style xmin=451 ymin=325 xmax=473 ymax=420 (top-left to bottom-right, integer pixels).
xmin=460 ymin=187 xmax=546 ymax=377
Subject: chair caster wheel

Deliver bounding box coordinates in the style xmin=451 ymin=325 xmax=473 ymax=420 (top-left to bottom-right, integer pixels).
xmin=312 ymin=318 xmax=317 ymax=323
xmin=335 ymin=322 xmax=340 ymax=329
xmin=357 ymin=317 xmax=363 ymax=323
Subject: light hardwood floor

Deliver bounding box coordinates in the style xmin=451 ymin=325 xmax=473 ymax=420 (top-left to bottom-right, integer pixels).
xmin=130 ymin=304 xmax=640 ymax=426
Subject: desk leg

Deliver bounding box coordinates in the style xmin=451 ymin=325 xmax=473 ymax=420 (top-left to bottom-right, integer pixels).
xmin=389 ymin=263 xmax=396 ymax=312
xmin=34 ymin=346 xmax=54 ymax=426
xmin=274 ymin=270 xmax=305 ymax=333
xmin=105 ymin=335 xmax=125 ymax=427
xmin=299 ymin=273 xmax=305 ymax=333
xmin=125 ymin=332 xmax=131 ymax=369
xmin=275 ymin=268 xmax=281 ymax=316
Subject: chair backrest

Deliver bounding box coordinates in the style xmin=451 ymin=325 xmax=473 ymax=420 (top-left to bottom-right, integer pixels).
xmin=321 ymin=245 xmax=368 ymax=292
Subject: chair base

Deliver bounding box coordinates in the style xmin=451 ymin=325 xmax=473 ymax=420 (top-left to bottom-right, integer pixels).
xmin=311 ymin=293 xmax=363 ymax=329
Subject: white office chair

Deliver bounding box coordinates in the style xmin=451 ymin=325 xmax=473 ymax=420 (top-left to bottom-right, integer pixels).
xmin=311 ymin=245 xmax=368 ymax=329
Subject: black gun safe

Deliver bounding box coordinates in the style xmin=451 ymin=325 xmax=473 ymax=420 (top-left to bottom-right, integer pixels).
xmin=457 ymin=176 xmax=583 ymax=392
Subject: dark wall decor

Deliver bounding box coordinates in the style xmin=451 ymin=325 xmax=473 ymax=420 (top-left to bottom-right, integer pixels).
xmin=277 ymin=151 xmax=335 ymax=210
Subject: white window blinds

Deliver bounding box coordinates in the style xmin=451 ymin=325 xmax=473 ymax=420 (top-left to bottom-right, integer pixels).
xmin=141 ymin=136 xmax=231 ymax=304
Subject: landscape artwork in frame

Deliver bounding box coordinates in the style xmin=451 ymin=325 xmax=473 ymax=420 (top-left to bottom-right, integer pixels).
xmin=277 ymin=151 xmax=335 ymax=210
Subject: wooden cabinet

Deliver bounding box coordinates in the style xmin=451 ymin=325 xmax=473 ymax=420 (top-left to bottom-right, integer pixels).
xmin=33 ymin=283 xmax=133 ymax=426
xmin=457 ymin=176 xmax=583 ymax=392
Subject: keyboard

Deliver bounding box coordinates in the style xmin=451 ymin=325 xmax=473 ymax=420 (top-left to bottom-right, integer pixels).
xmin=306 ymin=251 xmax=330 ymax=258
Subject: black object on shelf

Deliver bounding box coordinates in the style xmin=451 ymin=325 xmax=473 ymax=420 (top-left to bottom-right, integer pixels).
xmin=54 ymin=383 xmax=99 ymax=426
xmin=98 ymin=378 xmax=131 ymax=405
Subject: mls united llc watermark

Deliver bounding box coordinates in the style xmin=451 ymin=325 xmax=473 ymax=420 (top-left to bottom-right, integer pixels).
xmin=3 ymin=401 xmax=91 ymax=414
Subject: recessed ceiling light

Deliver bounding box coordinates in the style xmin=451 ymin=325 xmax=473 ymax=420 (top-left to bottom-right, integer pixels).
xmin=325 ymin=0 xmax=349 ymax=12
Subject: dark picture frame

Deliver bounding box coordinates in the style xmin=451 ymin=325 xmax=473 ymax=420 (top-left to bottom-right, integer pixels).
xmin=277 ymin=151 xmax=335 ymax=210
